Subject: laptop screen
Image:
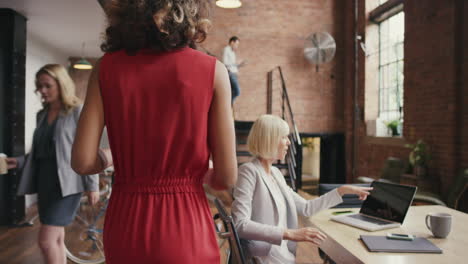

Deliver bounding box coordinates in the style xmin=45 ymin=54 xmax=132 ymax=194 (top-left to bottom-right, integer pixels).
xmin=359 ymin=181 xmax=417 ymax=223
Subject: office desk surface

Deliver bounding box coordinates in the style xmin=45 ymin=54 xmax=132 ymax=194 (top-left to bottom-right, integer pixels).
xmin=305 ymin=205 xmax=468 ymax=264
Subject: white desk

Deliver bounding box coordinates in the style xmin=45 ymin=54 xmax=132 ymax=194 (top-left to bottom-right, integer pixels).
xmin=304 ymin=205 xmax=468 ymax=264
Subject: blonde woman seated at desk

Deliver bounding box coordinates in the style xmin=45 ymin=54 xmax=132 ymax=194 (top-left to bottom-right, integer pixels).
xmin=232 ymin=115 xmax=372 ymax=264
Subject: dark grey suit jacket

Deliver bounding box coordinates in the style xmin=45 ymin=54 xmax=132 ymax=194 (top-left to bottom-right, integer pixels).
xmin=16 ymin=105 xmax=98 ymax=196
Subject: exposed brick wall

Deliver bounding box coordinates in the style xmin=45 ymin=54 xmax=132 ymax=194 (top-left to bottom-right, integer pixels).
xmin=344 ymin=0 xmax=467 ymax=195
xmin=68 ymin=1 xmax=467 ymax=199
xmin=404 ymin=0 xmax=459 ymax=192
xmin=343 ymin=0 xmax=357 ymax=183
xmin=457 ymin=0 xmax=468 ymax=175
xmin=71 ymin=0 xmax=346 ymax=133
xmin=202 ymin=0 xmax=345 ymax=132
xmin=457 ymin=0 xmax=468 ymax=211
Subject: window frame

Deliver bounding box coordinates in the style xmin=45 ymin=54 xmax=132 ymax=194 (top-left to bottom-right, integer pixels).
xmin=377 ymin=12 xmax=404 ymax=123
xmin=368 ymin=0 xmax=405 ymax=137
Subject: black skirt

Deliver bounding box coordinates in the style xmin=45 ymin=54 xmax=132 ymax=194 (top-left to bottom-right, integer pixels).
xmin=33 ymin=116 xmax=82 ymax=226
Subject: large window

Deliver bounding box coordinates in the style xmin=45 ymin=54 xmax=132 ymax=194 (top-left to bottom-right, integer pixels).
xmin=378 ymin=12 xmax=404 ymax=124
xmin=365 ymin=0 xmax=404 ymax=137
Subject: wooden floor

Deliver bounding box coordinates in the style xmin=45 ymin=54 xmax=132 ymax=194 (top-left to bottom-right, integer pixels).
xmin=0 ymin=205 xmax=77 ymax=264
xmin=0 ymin=188 xmax=324 ymax=264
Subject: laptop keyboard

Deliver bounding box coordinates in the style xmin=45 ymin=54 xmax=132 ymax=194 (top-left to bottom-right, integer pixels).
xmin=349 ymin=214 xmax=392 ymax=225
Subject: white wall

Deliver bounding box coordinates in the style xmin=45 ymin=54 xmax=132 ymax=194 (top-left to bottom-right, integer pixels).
xmin=24 ymin=32 xmax=68 ymax=208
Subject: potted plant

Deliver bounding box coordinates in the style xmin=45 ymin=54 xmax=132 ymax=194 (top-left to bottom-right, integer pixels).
xmin=384 ymin=119 xmax=401 ymax=136
xmin=302 ymin=137 xmax=314 ymax=150
xmin=405 ymin=139 xmax=431 ymax=179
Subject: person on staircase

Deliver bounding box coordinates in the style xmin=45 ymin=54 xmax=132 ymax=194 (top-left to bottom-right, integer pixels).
xmin=222 ymin=36 xmax=246 ymax=104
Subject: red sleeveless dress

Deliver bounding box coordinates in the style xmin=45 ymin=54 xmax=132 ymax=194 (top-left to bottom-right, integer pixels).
xmin=99 ymin=47 xmax=220 ymax=263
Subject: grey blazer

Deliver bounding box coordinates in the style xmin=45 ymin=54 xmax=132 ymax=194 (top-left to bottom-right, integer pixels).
xmin=231 ymin=158 xmax=343 ymax=258
xmin=16 ymin=105 xmax=98 ymax=197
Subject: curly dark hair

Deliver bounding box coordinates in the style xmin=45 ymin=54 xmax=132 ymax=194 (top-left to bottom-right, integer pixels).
xmin=101 ymin=0 xmax=211 ymax=54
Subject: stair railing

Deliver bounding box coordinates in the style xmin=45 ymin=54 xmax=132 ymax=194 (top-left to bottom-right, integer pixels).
xmin=267 ymin=66 xmax=303 ymax=190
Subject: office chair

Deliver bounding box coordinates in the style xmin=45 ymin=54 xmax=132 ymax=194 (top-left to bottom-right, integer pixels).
xmin=413 ymin=168 xmax=468 ymax=209
xmin=213 ymin=198 xmax=250 ymax=264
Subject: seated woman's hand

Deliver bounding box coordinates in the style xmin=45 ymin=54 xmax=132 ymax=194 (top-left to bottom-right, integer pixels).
xmin=337 ymin=185 xmax=373 ymax=200
xmin=283 ymin=227 xmax=327 ymax=245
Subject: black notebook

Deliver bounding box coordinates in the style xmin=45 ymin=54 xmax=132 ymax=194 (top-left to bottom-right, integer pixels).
xmin=360 ymin=235 xmax=443 ymax=254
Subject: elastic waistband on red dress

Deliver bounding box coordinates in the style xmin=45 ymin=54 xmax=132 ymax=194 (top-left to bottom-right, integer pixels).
xmin=112 ymin=178 xmax=204 ymax=194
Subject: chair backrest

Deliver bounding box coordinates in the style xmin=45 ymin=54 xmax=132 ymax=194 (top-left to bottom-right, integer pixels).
xmin=446 ymin=169 xmax=468 ymax=209
xmin=318 ymin=183 xmax=371 ymax=208
xmin=380 ymin=157 xmax=406 ymax=183
xmin=214 ymin=198 xmax=248 ymax=264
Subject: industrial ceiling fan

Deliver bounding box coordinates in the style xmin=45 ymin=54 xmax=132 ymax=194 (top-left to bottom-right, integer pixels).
xmin=304 ymin=32 xmax=336 ymax=72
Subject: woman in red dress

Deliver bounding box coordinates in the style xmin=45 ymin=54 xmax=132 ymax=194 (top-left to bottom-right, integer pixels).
xmin=71 ymin=1 xmax=237 ymax=263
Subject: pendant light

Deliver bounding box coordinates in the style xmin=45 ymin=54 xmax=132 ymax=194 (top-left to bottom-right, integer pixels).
xmin=73 ymin=42 xmax=93 ymax=70
xmin=216 ymin=0 xmax=242 ymax=9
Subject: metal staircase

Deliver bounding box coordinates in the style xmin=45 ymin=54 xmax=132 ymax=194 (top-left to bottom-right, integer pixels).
xmin=233 ymin=66 xmax=302 ymax=191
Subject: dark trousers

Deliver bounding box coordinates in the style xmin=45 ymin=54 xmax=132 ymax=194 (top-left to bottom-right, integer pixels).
xmin=229 ymin=72 xmax=240 ymax=103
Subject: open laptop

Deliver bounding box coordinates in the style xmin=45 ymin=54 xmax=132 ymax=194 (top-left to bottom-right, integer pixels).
xmin=331 ymin=181 xmax=417 ymax=231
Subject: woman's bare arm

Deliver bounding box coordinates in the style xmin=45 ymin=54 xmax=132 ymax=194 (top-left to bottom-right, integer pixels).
xmin=71 ymin=59 xmax=107 ymax=175
xmin=207 ymin=60 xmax=238 ymax=190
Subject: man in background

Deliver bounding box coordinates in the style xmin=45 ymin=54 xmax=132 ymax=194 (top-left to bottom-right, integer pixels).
xmin=222 ymin=36 xmax=246 ymax=104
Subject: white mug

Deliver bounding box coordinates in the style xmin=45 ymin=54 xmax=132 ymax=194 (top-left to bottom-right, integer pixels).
xmin=425 ymin=213 xmax=452 ymax=238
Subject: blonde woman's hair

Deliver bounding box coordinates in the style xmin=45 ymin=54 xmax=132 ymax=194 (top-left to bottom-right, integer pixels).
xmin=247 ymin=115 xmax=290 ymax=159
xmin=35 ymin=64 xmax=81 ymax=113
